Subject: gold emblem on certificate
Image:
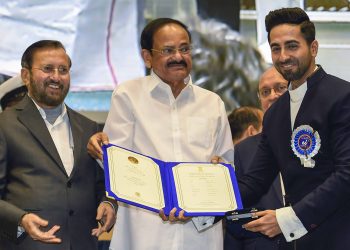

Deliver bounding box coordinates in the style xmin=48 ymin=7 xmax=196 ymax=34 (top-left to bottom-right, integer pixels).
xmin=128 ymin=156 xmax=139 ymax=164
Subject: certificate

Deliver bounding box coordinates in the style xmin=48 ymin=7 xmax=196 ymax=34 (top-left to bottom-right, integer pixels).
xmin=103 ymin=144 xmax=243 ymax=216
xmin=105 ymin=145 xmax=165 ymax=210
xmin=173 ymin=163 xmax=237 ymax=213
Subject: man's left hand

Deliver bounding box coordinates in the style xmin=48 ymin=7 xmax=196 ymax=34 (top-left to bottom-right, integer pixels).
xmin=91 ymin=202 xmax=116 ymax=237
xmin=242 ymin=210 xmax=282 ymax=238
xmin=159 ymin=208 xmax=191 ymax=223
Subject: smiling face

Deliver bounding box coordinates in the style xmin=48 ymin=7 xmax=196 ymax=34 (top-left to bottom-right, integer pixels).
xmin=142 ymin=23 xmax=192 ymax=86
xmin=21 ymin=48 xmax=70 ymax=108
xmin=269 ymin=24 xmax=318 ymax=88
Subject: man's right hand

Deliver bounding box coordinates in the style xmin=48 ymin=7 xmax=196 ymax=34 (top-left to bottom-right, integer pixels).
xmin=87 ymin=132 xmax=109 ymax=160
xmin=21 ymin=213 xmax=61 ymax=244
xmin=210 ymin=156 xmax=222 ymax=164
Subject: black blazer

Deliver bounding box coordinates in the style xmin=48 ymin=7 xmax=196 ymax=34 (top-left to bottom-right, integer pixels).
xmin=224 ymin=134 xmax=283 ymax=250
xmin=235 ymin=134 xmax=283 ymax=210
xmin=0 ymin=96 xmax=106 ymax=250
xmin=238 ymin=67 xmax=350 ymax=250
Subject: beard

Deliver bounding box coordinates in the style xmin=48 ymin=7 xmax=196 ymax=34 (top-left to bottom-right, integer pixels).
xmin=29 ymin=75 xmax=69 ymax=107
xmin=275 ymin=55 xmax=312 ymax=82
xmin=279 ymin=66 xmax=306 ymax=82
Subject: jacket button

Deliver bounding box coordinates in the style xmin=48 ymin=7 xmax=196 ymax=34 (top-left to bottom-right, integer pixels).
xmin=290 ymin=233 xmax=294 ymax=238
xmin=67 ymin=181 xmax=72 ymax=188
xmin=69 ymin=210 xmax=74 ymax=216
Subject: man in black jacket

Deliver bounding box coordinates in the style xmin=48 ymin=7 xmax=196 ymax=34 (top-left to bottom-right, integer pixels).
xmin=240 ymin=7 xmax=350 ymax=250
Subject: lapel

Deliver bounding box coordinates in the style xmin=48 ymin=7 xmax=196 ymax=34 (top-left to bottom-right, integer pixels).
xmin=293 ymin=66 xmax=326 ymax=129
xmin=16 ymin=96 xmax=66 ymax=174
xmin=264 ymin=94 xmax=290 ymax=206
xmin=255 ymin=134 xmax=284 ymax=206
xmin=275 ymin=92 xmax=293 ymax=137
xmin=66 ymin=107 xmax=83 ymax=178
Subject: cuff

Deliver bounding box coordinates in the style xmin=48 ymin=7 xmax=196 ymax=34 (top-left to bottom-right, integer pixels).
xmin=17 ymin=226 xmax=25 ymax=238
xmin=97 ymin=159 xmax=103 ymax=169
xmin=276 ymin=207 xmax=308 ymax=242
xmin=101 ymin=201 xmax=117 ymax=213
xmin=192 ymin=216 xmax=215 ymax=232
xmin=17 ymin=212 xmax=28 ymax=238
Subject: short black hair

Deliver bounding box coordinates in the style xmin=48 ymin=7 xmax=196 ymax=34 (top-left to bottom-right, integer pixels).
xmin=265 ymin=7 xmax=315 ymax=45
xmin=228 ymin=106 xmax=262 ymax=142
xmin=21 ymin=40 xmax=72 ymax=69
xmin=140 ymin=18 xmax=191 ymax=51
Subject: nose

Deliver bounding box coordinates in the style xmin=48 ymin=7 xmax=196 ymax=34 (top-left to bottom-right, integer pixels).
xmin=49 ymin=69 xmax=60 ymax=80
xmin=268 ymin=89 xmax=280 ymax=101
xmin=172 ymin=49 xmax=184 ymax=59
xmin=264 ymin=91 xmax=279 ymax=111
xmin=279 ymin=48 xmax=290 ymax=62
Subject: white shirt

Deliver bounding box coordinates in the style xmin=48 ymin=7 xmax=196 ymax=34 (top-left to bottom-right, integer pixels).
xmin=33 ymin=101 xmax=74 ymax=176
xmin=275 ymin=82 xmax=308 ymax=241
xmin=105 ymin=71 xmax=234 ymax=250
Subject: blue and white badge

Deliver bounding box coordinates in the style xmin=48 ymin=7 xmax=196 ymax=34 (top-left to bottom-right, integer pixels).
xmin=291 ymin=125 xmax=321 ymax=168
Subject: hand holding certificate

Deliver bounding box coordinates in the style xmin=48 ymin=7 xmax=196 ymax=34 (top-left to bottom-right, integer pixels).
xmin=103 ymin=144 xmax=243 ymax=216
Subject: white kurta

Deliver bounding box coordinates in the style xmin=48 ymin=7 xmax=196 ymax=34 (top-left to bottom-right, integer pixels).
xmin=105 ymin=72 xmax=234 ymax=250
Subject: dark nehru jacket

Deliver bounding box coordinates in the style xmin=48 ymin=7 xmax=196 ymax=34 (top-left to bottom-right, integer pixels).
xmin=239 ymin=66 xmax=350 ymax=250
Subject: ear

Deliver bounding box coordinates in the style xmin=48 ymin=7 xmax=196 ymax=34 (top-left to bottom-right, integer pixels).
xmin=310 ymin=40 xmax=318 ymax=57
xmin=21 ymin=68 xmax=30 ymax=87
xmin=246 ymin=125 xmax=259 ymax=137
xmin=141 ymin=49 xmax=152 ymax=69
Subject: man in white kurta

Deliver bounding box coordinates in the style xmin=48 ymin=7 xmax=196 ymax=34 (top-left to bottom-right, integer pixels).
xmin=106 ymin=70 xmax=233 ymax=250
xmin=90 ymin=18 xmax=234 ymax=250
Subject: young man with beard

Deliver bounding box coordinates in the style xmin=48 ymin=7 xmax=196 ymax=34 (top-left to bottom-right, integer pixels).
xmin=238 ymin=7 xmax=350 ymax=250
xmin=0 ymin=40 xmax=116 ymax=250
xmin=87 ymin=18 xmax=234 ymax=250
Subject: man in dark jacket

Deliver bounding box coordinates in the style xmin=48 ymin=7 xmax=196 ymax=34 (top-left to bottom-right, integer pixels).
xmin=0 ymin=40 xmax=116 ymax=250
xmin=240 ymin=7 xmax=350 ymax=250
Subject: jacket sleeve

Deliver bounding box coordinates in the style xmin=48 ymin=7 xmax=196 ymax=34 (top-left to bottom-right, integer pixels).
xmin=0 ymin=124 xmax=27 ymax=242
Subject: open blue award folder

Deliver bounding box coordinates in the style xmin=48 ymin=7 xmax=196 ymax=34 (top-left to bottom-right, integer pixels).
xmin=103 ymin=144 xmax=243 ymax=216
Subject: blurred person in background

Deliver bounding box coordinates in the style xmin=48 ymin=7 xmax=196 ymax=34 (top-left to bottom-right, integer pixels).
xmin=228 ymin=106 xmax=263 ymax=146
xmin=0 ymin=75 xmax=27 ymax=111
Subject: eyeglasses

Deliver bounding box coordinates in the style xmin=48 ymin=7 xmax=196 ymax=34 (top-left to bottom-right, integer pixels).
xmin=258 ymin=84 xmax=288 ymax=98
xmin=32 ymin=65 xmax=70 ymax=75
xmin=151 ymin=46 xmax=192 ymax=56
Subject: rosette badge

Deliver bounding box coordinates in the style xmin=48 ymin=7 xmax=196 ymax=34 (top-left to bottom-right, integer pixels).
xmin=291 ymin=125 xmax=321 ymax=168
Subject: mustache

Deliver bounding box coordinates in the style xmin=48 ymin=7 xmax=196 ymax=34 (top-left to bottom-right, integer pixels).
xmin=279 ymin=59 xmax=296 ymax=66
xmin=167 ymin=60 xmax=187 ymax=67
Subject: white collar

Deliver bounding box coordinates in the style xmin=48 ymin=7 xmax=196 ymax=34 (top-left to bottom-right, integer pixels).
xmin=29 ymin=96 xmax=67 ymax=121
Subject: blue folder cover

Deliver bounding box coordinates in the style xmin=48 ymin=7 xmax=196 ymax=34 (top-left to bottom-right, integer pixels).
xmin=103 ymin=143 xmax=243 ymax=216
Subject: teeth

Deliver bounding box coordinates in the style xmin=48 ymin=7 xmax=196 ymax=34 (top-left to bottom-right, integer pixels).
xmin=48 ymin=84 xmax=59 ymax=89
xmin=281 ymin=64 xmax=293 ymax=69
